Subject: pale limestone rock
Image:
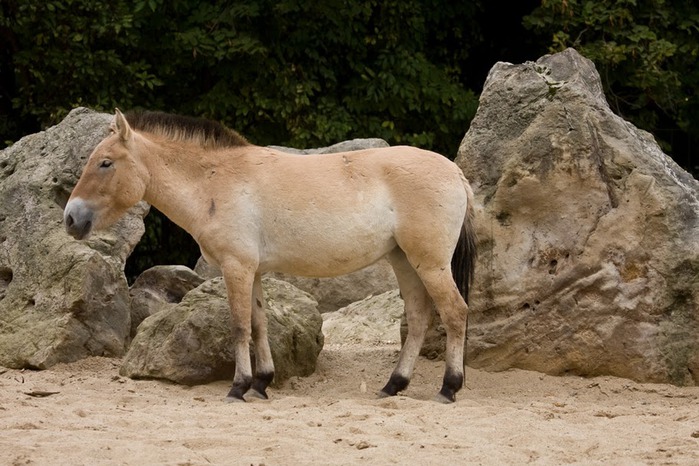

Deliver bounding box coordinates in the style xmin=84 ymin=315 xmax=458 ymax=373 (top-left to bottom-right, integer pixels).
xmin=0 ymin=108 xmax=147 ymax=369
xmin=322 ymin=290 xmax=403 ymax=345
xmin=455 ymin=48 xmax=699 ymax=385
xmin=273 ymin=259 xmax=398 ymax=314
xmin=121 ymin=277 xmax=323 ymax=385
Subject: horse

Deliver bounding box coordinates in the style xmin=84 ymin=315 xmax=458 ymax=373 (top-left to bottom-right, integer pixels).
xmin=64 ymin=109 xmax=477 ymax=403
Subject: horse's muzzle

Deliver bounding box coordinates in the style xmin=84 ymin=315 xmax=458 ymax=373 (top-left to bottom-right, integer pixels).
xmin=64 ymin=198 xmax=94 ymax=240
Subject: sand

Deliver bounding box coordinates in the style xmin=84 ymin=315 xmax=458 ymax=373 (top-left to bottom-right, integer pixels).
xmin=2 ymin=340 xmax=699 ymax=466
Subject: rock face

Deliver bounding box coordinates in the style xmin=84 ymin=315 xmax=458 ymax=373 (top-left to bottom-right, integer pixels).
xmin=196 ymin=256 xmax=398 ymax=314
xmin=121 ymin=277 xmax=324 ymax=386
xmin=455 ymin=48 xmax=699 ymax=385
xmin=0 ymin=108 xmax=148 ymax=369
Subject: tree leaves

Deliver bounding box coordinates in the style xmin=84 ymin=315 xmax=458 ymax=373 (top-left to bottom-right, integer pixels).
xmin=525 ymin=0 xmax=699 ymax=172
xmin=1 ymin=0 xmax=480 ymax=158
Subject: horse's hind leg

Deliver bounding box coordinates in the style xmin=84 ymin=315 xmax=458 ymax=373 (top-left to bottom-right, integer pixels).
xmin=380 ymin=248 xmax=433 ymax=398
xmin=415 ymin=266 xmax=469 ymax=403
xmin=247 ymin=273 xmax=275 ymax=400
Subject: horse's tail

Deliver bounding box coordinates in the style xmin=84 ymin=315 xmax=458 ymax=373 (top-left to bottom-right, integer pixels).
xmin=451 ymin=177 xmax=477 ymax=305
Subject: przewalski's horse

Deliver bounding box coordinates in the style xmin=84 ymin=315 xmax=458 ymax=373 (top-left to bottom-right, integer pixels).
xmin=64 ymin=109 xmax=476 ymax=403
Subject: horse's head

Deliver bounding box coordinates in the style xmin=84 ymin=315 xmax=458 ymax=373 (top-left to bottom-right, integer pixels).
xmin=64 ymin=109 xmax=148 ymax=240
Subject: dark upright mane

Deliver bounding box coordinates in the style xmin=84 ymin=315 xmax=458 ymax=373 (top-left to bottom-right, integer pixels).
xmin=124 ymin=111 xmax=249 ymax=148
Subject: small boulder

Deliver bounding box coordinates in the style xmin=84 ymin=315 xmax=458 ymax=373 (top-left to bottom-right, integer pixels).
xmin=269 ymin=138 xmax=389 ymax=155
xmin=322 ymin=290 xmax=403 ymax=345
xmin=129 ymin=265 xmax=205 ymax=338
xmin=120 ymin=277 xmax=324 ymax=386
xmin=196 ymin=256 xmax=399 ymax=314
xmin=275 ymin=259 xmax=398 ymax=314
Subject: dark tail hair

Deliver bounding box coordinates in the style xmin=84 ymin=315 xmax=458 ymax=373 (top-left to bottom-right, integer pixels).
xmin=451 ymin=182 xmax=477 ymax=304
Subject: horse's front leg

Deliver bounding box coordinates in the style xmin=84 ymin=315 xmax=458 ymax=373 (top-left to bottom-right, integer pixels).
xmin=222 ymin=264 xmax=256 ymax=402
xmin=247 ymin=273 xmax=275 ymax=399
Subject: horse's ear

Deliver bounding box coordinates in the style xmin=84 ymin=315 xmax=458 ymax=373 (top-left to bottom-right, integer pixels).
xmin=113 ymin=108 xmax=132 ymax=142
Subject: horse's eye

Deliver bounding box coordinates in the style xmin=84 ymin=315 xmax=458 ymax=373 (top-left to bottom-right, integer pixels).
xmin=100 ymin=159 xmax=113 ymax=169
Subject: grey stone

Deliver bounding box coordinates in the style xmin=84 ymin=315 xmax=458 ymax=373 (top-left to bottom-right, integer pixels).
xmin=0 ymin=108 xmax=148 ymax=369
xmin=272 ymin=259 xmax=398 ymax=314
xmin=120 ymin=277 xmax=324 ymax=386
xmin=129 ymin=265 xmax=205 ymax=338
xmin=454 ymin=48 xmax=699 ymax=385
xmin=269 ymin=138 xmax=389 ymax=155
xmin=322 ymin=290 xmax=403 ymax=345
xmin=196 ymin=255 xmax=399 ymax=315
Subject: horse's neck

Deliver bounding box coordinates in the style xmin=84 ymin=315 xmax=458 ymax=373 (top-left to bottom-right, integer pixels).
xmin=138 ymin=139 xmax=211 ymax=238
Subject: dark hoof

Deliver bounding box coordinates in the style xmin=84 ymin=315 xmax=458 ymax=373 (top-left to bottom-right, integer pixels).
xmin=434 ymin=392 xmax=456 ymax=404
xmin=380 ymin=374 xmax=410 ymax=397
xmin=245 ymin=388 xmax=269 ymax=400
xmin=223 ymin=395 xmax=246 ymax=403
xmin=437 ymin=369 xmax=462 ymax=403
xmin=226 ymin=380 xmax=250 ymax=402
xmin=248 ymin=372 xmax=273 ymax=401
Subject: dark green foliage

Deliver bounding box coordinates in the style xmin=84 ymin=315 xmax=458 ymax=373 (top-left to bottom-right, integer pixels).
xmin=123 ymin=208 xmax=199 ymax=283
xmin=524 ymin=0 xmax=699 ymax=173
xmin=0 ymin=0 xmax=162 ymax=136
xmin=1 ymin=0 xmax=480 ymax=156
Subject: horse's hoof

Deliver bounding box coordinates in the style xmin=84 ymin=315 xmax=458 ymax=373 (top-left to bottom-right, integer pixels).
xmin=223 ymin=395 xmax=246 ymax=403
xmin=433 ymin=393 xmax=455 ymax=404
xmin=377 ymin=390 xmax=392 ymax=399
xmin=245 ymin=388 xmax=269 ymax=400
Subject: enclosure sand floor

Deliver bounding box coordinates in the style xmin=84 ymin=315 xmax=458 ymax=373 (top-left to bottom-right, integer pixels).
xmin=2 ymin=343 xmax=699 ymax=465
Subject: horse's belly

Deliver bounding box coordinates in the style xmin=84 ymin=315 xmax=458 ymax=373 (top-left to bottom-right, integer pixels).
xmin=258 ymin=215 xmax=397 ymax=277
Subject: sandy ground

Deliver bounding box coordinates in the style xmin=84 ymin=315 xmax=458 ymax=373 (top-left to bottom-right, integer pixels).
xmin=2 ymin=341 xmax=699 ymax=466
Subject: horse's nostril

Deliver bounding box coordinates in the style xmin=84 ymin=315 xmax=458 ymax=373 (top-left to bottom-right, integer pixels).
xmin=66 ymin=214 xmax=74 ymax=228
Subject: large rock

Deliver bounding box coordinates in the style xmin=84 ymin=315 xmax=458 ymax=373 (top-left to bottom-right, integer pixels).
xmin=455 ymin=48 xmax=699 ymax=385
xmin=120 ymin=277 xmax=324 ymax=386
xmin=0 ymin=108 xmax=148 ymax=369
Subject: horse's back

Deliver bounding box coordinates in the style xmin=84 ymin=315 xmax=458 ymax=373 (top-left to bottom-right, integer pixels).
xmin=259 ymin=145 xmax=464 ymax=199
xmin=257 ymin=145 xmax=467 ymax=226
